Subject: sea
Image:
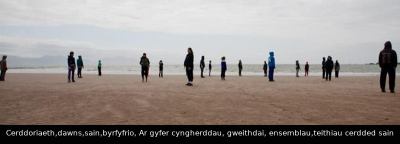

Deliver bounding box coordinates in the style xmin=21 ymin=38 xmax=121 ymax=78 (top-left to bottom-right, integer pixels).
xmin=7 ymin=64 xmax=393 ymax=76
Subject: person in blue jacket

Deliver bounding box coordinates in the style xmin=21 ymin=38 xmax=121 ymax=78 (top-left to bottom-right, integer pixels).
xmin=268 ymin=52 xmax=275 ymax=82
xmin=221 ymin=56 xmax=227 ymax=80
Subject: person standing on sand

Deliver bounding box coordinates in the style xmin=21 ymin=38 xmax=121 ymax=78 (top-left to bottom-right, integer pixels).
xmin=67 ymin=51 xmax=76 ymax=83
xmin=325 ymin=56 xmax=334 ymax=81
xmin=263 ymin=61 xmax=268 ymax=77
xmin=98 ymin=60 xmax=102 ymax=76
xmin=334 ymin=60 xmax=340 ymax=78
xmin=77 ymin=55 xmax=84 ymax=78
xmin=379 ymin=41 xmax=397 ymax=93
xmin=209 ymin=60 xmax=212 ymax=77
xmin=184 ymin=47 xmax=194 ymax=86
xmin=305 ymin=62 xmax=309 ymax=77
xmin=140 ymin=53 xmax=150 ymax=82
xmin=238 ymin=60 xmax=243 ymax=76
xmin=268 ymin=52 xmax=275 ymax=82
xmin=200 ymin=56 xmax=205 ymax=78
xmin=296 ymin=60 xmax=300 ymax=77
xmin=221 ymin=56 xmax=227 ymax=80
xmin=0 ymin=55 xmax=8 ymax=81
xmin=322 ymin=57 xmax=326 ymax=79
xmin=159 ymin=60 xmax=163 ymax=78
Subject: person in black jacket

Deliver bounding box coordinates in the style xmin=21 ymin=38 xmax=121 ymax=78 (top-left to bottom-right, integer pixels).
xmin=334 ymin=60 xmax=340 ymax=78
xmin=322 ymin=57 xmax=326 ymax=79
xmin=295 ymin=60 xmax=300 ymax=77
xmin=305 ymin=62 xmax=309 ymax=77
xmin=325 ymin=56 xmax=334 ymax=81
xmin=67 ymin=51 xmax=76 ymax=83
xmin=184 ymin=47 xmax=194 ymax=86
xmin=379 ymin=41 xmax=397 ymax=93
xmin=159 ymin=60 xmax=163 ymax=78
xmin=140 ymin=53 xmax=150 ymax=82
xmin=238 ymin=60 xmax=243 ymax=76
xmin=200 ymin=56 xmax=205 ymax=78
xmin=263 ymin=61 xmax=268 ymax=77
xmin=209 ymin=60 xmax=212 ymax=77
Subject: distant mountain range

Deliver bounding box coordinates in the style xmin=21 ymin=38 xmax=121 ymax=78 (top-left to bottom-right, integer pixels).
xmin=1 ymin=54 xmax=138 ymax=66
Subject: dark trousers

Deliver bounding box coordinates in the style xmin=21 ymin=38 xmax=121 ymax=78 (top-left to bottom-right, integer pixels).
xmin=264 ymin=69 xmax=267 ymax=77
xmin=77 ymin=67 xmax=82 ymax=78
xmin=0 ymin=70 xmax=6 ymax=81
xmin=335 ymin=71 xmax=339 ymax=78
xmin=268 ymin=68 xmax=274 ymax=81
xmin=322 ymin=68 xmax=326 ymax=78
xmin=326 ymin=69 xmax=332 ymax=81
xmin=221 ymin=68 xmax=226 ymax=80
xmin=68 ymin=66 xmax=75 ymax=81
xmin=98 ymin=67 xmax=102 ymax=76
xmin=200 ymin=68 xmax=204 ymax=77
xmin=141 ymin=66 xmax=148 ymax=80
xmin=209 ymin=69 xmax=211 ymax=76
xmin=159 ymin=70 xmax=163 ymax=77
xmin=380 ymin=66 xmax=396 ymax=91
xmin=186 ymin=67 xmax=193 ymax=82
xmin=239 ymin=69 xmax=242 ymax=76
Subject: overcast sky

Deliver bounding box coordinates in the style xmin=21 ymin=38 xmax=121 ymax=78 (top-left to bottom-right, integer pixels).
xmin=0 ymin=0 xmax=399 ymax=65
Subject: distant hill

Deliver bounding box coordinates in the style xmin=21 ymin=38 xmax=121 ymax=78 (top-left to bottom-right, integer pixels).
xmin=1 ymin=54 xmax=139 ymax=67
xmin=2 ymin=55 xmax=69 ymax=66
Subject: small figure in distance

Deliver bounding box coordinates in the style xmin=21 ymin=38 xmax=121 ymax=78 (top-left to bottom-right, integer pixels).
xmin=221 ymin=56 xmax=227 ymax=80
xmin=322 ymin=57 xmax=326 ymax=79
xmin=209 ymin=60 xmax=212 ymax=77
xmin=263 ymin=61 xmax=268 ymax=77
xmin=0 ymin=55 xmax=8 ymax=81
xmin=67 ymin=51 xmax=76 ymax=83
xmin=77 ymin=55 xmax=84 ymax=78
xmin=296 ymin=60 xmax=300 ymax=77
xmin=325 ymin=56 xmax=334 ymax=81
xmin=334 ymin=60 xmax=340 ymax=78
xmin=159 ymin=60 xmax=163 ymax=78
xmin=268 ymin=51 xmax=275 ymax=82
xmin=305 ymin=62 xmax=309 ymax=77
xmin=98 ymin=60 xmax=102 ymax=76
xmin=200 ymin=56 xmax=205 ymax=78
xmin=184 ymin=47 xmax=194 ymax=86
xmin=238 ymin=60 xmax=243 ymax=76
xmin=140 ymin=53 xmax=150 ymax=82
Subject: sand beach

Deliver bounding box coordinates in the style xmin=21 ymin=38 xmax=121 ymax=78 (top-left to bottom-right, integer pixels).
xmin=0 ymin=73 xmax=399 ymax=125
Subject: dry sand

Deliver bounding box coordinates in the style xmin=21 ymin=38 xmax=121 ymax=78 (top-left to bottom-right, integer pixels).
xmin=0 ymin=73 xmax=399 ymax=124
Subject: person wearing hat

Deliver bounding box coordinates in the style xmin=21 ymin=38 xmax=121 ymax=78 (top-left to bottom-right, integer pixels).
xmin=295 ymin=60 xmax=300 ymax=77
xmin=77 ymin=55 xmax=84 ymax=78
xmin=268 ymin=51 xmax=275 ymax=82
xmin=159 ymin=60 xmax=163 ymax=78
xmin=0 ymin=55 xmax=8 ymax=81
xmin=140 ymin=53 xmax=150 ymax=82
xmin=67 ymin=51 xmax=76 ymax=82
xmin=325 ymin=56 xmax=334 ymax=81
xmin=379 ymin=41 xmax=397 ymax=93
